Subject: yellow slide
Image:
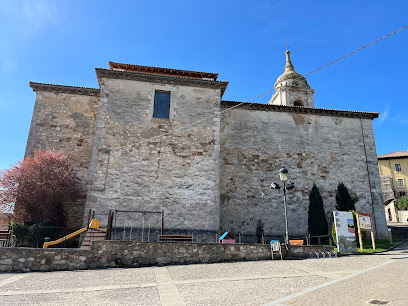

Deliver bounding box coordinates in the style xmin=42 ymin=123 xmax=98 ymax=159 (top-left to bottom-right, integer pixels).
xmin=43 ymin=219 xmax=100 ymax=248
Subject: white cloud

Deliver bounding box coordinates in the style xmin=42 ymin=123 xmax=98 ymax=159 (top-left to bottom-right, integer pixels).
xmin=2 ymin=0 xmax=58 ymax=31
xmin=378 ymin=104 xmax=390 ymax=123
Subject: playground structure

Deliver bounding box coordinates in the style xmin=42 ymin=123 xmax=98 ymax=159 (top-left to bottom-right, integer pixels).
xmin=43 ymin=208 xmax=198 ymax=248
xmin=106 ymin=209 xmax=164 ymax=241
xmin=43 ymin=209 xmax=107 ymax=249
xmin=43 ymin=218 xmax=101 ymax=249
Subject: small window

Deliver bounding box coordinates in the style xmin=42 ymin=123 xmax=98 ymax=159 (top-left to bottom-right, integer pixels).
xmin=293 ymin=100 xmax=303 ymax=107
xmin=400 ymin=191 xmax=406 ymax=197
xmin=395 ymin=164 xmax=402 ymax=172
xmin=153 ymin=91 xmax=170 ymax=119
xmin=398 ymin=179 xmax=404 ymax=186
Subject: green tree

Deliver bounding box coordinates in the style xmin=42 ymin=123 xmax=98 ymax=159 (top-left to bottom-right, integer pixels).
xmin=335 ymin=183 xmax=358 ymax=211
xmin=395 ymin=196 xmax=408 ymax=210
xmin=308 ymin=184 xmax=328 ymax=237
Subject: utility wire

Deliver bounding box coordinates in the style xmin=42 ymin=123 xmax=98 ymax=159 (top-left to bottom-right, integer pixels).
xmin=110 ymin=24 xmax=408 ymax=150
xmin=303 ymin=24 xmax=408 ymax=77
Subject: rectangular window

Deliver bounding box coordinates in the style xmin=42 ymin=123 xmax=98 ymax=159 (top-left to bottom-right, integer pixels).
xmin=398 ymin=178 xmax=404 ymax=186
xmin=153 ymin=91 xmax=171 ymax=119
xmin=395 ymin=164 xmax=402 ymax=172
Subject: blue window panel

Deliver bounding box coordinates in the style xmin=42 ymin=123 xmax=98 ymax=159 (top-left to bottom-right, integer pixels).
xmin=153 ymin=91 xmax=171 ymax=119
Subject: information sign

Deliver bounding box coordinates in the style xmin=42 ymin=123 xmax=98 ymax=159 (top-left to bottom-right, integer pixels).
xmin=333 ymin=211 xmax=357 ymax=253
xmin=355 ymin=211 xmax=376 ymax=251
xmin=358 ymin=214 xmax=372 ymax=231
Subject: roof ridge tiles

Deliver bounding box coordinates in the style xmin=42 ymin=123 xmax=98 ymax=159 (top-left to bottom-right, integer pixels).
xmin=96 ymin=68 xmax=227 ymax=83
xmin=29 ymin=82 xmax=100 ymax=96
xmin=109 ymin=61 xmax=219 ymax=80
xmin=221 ymin=100 xmax=379 ymax=119
xmin=29 ymin=82 xmax=99 ymax=91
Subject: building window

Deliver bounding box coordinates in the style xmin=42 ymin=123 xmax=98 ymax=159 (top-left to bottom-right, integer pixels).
xmin=395 ymin=164 xmax=402 ymax=172
xmin=153 ymin=91 xmax=171 ymax=119
xmin=400 ymin=191 xmax=406 ymax=197
xmin=398 ymin=179 xmax=404 ymax=186
xmin=293 ymin=100 xmax=303 ymax=107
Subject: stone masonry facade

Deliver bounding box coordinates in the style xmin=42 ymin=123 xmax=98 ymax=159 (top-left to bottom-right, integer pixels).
xmin=25 ymin=84 xmax=100 ymax=227
xmin=26 ymin=56 xmax=388 ymax=240
xmin=220 ymin=102 xmax=387 ymax=238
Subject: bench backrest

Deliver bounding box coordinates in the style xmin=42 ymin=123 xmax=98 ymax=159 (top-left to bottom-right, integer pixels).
xmin=289 ymin=240 xmax=304 ymax=246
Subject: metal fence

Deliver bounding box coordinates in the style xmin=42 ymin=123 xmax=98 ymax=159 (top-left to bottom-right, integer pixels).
xmin=13 ymin=225 xmax=82 ymax=248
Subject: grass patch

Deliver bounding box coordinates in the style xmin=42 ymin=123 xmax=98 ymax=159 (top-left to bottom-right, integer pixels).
xmin=335 ymin=238 xmax=403 ymax=254
xmin=358 ymin=238 xmax=403 ymax=253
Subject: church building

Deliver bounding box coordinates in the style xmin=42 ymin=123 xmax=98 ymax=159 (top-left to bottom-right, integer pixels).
xmin=26 ymin=51 xmax=388 ymax=240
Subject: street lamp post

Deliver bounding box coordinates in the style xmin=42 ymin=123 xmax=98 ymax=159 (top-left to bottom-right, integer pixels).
xmin=270 ymin=167 xmax=294 ymax=245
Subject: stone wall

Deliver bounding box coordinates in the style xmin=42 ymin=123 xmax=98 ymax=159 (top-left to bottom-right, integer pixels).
xmin=85 ymin=77 xmax=222 ymax=240
xmin=0 ymin=241 xmax=335 ymax=272
xmin=397 ymin=210 xmax=408 ymax=223
xmin=0 ymin=247 xmax=89 ymax=272
xmin=220 ymin=104 xmax=388 ymax=239
xmin=381 ymin=176 xmax=395 ymax=203
xmin=26 ymin=85 xmax=100 ymax=227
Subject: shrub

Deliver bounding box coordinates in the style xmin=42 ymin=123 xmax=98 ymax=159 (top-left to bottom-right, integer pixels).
xmin=395 ymin=196 xmax=408 ymax=210
xmin=10 ymin=222 xmax=29 ymax=246
xmin=308 ymin=184 xmax=328 ymax=239
xmin=331 ymin=223 xmax=336 ymax=243
xmin=335 ymin=183 xmax=358 ymax=211
xmin=256 ymin=219 xmax=264 ymax=243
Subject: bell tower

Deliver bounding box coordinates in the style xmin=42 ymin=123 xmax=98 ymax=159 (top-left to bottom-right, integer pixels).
xmin=269 ymin=50 xmax=315 ymax=108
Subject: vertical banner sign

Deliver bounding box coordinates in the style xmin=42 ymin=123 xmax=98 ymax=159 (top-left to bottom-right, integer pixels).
xmin=333 ymin=211 xmax=357 ymax=253
xmin=355 ymin=212 xmax=375 ymax=251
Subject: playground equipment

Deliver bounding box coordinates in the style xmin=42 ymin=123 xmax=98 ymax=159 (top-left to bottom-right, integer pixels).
xmin=219 ymin=232 xmax=235 ymax=244
xmin=106 ymin=209 xmax=164 ymax=241
xmin=43 ymin=219 xmax=102 ymax=249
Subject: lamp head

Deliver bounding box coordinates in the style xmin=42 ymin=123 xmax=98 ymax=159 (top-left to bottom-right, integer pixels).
xmin=279 ymin=167 xmax=288 ymax=182
xmin=270 ymin=182 xmax=281 ymax=190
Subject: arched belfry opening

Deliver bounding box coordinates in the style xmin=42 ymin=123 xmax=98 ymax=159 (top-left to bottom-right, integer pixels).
xmin=269 ymin=50 xmax=315 ymax=108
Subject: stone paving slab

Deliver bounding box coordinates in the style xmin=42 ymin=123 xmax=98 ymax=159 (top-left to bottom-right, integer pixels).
xmin=0 ymin=287 xmax=161 ymax=306
xmin=273 ymin=257 xmax=408 ymax=306
xmin=0 ymin=242 xmax=406 ymax=305
xmin=177 ymin=276 xmax=330 ymax=306
xmin=0 ymin=267 xmax=156 ymax=291
xmin=167 ymin=260 xmax=301 ymax=282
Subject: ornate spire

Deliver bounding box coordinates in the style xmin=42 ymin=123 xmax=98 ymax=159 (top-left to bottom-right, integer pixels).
xmin=284 ymin=50 xmax=295 ymax=72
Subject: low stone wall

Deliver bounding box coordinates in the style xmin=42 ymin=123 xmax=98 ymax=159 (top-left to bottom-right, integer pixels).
xmin=0 ymin=241 xmax=335 ymax=272
xmin=0 ymin=247 xmax=89 ymax=272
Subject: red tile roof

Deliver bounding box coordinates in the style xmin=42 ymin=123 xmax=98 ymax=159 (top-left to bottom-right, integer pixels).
xmin=378 ymin=151 xmax=408 ymax=159
xmin=109 ymin=62 xmax=218 ymax=81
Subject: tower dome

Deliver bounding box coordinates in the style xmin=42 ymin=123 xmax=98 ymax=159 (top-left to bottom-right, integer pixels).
xmin=274 ymin=50 xmax=309 ymax=89
xmin=269 ymin=50 xmax=315 ymax=107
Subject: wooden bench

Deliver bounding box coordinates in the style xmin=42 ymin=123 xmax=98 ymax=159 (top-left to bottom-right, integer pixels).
xmin=289 ymin=239 xmax=304 ymax=246
xmin=158 ymin=235 xmax=194 ymax=242
xmin=0 ymin=230 xmax=13 ymax=247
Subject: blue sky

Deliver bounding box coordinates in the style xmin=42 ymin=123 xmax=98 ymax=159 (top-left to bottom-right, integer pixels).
xmin=0 ymin=0 xmax=407 ymax=170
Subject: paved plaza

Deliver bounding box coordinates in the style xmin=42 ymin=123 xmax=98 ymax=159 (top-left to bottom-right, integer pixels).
xmin=0 ymin=242 xmax=407 ymax=306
